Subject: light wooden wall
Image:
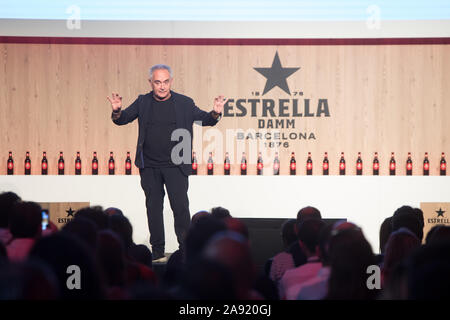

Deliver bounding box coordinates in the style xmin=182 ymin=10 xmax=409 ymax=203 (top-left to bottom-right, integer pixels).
xmin=0 ymin=42 xmax=449 ymax=175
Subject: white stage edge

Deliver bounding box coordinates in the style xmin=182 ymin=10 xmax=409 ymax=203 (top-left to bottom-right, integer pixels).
xmin=1 ymin=175 xmax=449 ymax=254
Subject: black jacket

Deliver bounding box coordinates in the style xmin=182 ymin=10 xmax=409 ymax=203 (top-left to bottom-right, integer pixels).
xmin=112 ymin=90 xmax=219 ymax=175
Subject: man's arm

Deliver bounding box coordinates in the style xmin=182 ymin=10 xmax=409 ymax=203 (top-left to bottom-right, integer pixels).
xmin=192 ymin=95 xmax=227 ymax=126
xmin=107 ymin=93 xmax=140 ymax=125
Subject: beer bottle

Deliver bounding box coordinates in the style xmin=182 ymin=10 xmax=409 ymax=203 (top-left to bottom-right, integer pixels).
xmin=207 ymin=152 xmax=214 ymax=175
xmin=406 ymin=152 xmax=413 ymax=176
xmin=41 ymin=151 xmax=48 ymax=175
xmin=257 ymin=152 xmax=263 ymax=176
xmin=240 ymin=152 xmax=247 ymax=175
xmin=92 ymin=152 xmax=98 ymax=175
xmin=356 ymin=152 xmax=363 ymax=176
xmin=224 ymin=152 xmax=231 ymax=175
xmin=7 ymin=151 xmax=14 ymax=175
xmin=306 ymin=152 xmax=313 ymax=175
xmin=75 ymin=152 xmax=82 ymax=175
xmin=192 ymin=151 xmax=198 ymax=175
xmin=24 ymin=151 xmax=31 ymax=175
xmin=322 ymin=152 xmax=329 ymax=175
xmin=389 ymin=152 xmax=396 ymax=176
xmin=440 ymin=152 xmax=446 ymax=176
xmin=290 ymin=152 xmax=296 ymax=175
xmin=423 ymin=152 xmax=430 ymax=176
xmin=339 ymin=152 xmax=345 ymax=175
xmin=273 ymin=152 xmax=280 ymax=175
xmin=373 ymin=152 xmax=379 ymax=176
xmin=108 ymin=152 xmax=115 ymax=175
xmin=58 ymin=152 xmax=65 ymax=175
xmin=125 ymin=152 xmax=132 ymax=175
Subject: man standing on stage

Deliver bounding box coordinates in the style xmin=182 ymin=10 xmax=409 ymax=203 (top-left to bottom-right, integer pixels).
xmin=108 ymin=64 xmax=226 ymax=262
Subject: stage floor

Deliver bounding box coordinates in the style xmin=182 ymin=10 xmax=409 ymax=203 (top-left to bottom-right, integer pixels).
xmin=1 ymin=175 xmax=449 ymax=254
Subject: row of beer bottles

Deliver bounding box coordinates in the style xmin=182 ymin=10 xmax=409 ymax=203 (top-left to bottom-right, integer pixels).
xmin=191 ymin=151 xmax=447 ymax=176
xmin=6 ymin=151 xmax=132 ymax=175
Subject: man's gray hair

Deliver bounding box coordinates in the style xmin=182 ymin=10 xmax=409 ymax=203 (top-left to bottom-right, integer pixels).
xmin=149 ymin=64 xmax=173 ymax=79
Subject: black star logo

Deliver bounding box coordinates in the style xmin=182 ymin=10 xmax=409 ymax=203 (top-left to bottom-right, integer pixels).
xmin=436 ymin=208 xmax=445 ymax=217
xmin=66 ymin=207 xmax=75 ymax=217
xmin=254 ymin=51 xmax=300 ymax=95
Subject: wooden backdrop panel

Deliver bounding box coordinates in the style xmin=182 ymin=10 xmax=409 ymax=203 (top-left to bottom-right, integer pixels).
xmin=0 ymin=43 xmax=449 ymax=175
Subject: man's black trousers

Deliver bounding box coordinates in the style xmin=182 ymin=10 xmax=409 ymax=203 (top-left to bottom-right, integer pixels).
xmin=139 ymin=167 xmax=191 ymax=258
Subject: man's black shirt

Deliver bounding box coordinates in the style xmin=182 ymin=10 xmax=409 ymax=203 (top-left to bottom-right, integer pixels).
xmin=144 ymin=95 xmax=177 ymax=167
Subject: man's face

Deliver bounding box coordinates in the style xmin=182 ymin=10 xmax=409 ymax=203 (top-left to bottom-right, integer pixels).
xmin=149 ymin=69 xmax=172 ymax=100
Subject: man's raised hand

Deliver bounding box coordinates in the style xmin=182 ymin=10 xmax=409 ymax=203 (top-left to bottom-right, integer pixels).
xmin=107 ymin=93 xmax=123 ymax=111
xmin=213 ymin=95 xmax=228 ymax=114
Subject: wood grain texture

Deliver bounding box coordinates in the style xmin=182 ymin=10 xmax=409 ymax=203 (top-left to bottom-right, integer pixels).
xmin=0 ymin=43 xmax=449 ymax=175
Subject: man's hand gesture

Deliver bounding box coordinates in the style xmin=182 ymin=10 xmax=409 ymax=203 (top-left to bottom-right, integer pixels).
xmin=107 ymin=93 xmax=123 ymax=111
xmin=213 ymin=95 xmax=228 ymax=114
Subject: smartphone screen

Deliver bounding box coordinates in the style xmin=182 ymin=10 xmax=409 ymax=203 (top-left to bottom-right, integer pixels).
xmin=42 ymin=209 xmax=49 ymax=230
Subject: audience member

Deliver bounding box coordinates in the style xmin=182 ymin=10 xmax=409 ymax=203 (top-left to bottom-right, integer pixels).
xmin=104 ymin=207 xmax=124 ymax=217
xmin=1 ymin=190 xmax=447 ymax=301
xmin=180 ymin=257 xmax=237 ymax=300
xmin=297 ymin=222 xmax=333 ymax=300
xmin=406 ymin=241 xmax=450 ymax=299
xmin=7 ymin=201 xmax=42 ymax=262
xmin=268 ymin=219 xmax=297 ymax=281
xmin=74 ymin=206 xmax=109 ymax=230
xmin=184 ymin=215 xmax=227 ymax=265
xmin=29 ymin=232 xmax=106 ymax=299
xmin=129 ymin=244 xmax=153 ymax=268
xmin=61 ymin=217 xmax=98 ymax=250
xmin=0 ymin=260 xmax=59 ymax=299
xmin=42 ymin=220 xmax=59 ymax=237
xmin=96 ymin=230 xmax=128 ymax=299
xmin=253 ymin=274 xmax=279 ymax=300
xmin=270 ymin=207 xmax=322 ymax=286
xmin=289 ymin=206 xmax=322 ymax=267
xmin=0 ymin=241 xmax=7 ymax=266
xmin=164 ymin=215 xmax=227 ymax=290
xmin=426 ymin=225 xmax=450 ymax=245
xmin=380 ymin=260 xmax=409 ymax=300
xmin=325 ymin=224 xmax=377 ymax=300
xmin=108 ymin=214 xmax=135 ymax=250
xmin=392 ymin=206 xmax=423 ymax=242
xmin=224 ymin=217 xmax=249 ymax=241
xmin=279 ymin=219 xmax=325 ymax=299
xmin=191 ymin=210 xmax=210 ymax=224
xmin=203 ymin=231 xmax=259 ymax=300
xmin=377 ymin=216 xmax=393 ymax=265
xmin=0 ymin=192 xmax=21 ymax=245
xmin=382 ymin=227 xmax=420 ymax=286
xmin=413 ymin=207 xmax=424 ymax=231
xmin=211 ymin=206 xmax=231 ymax=220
